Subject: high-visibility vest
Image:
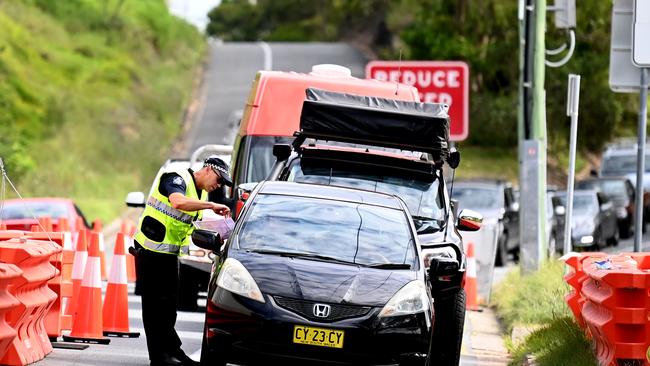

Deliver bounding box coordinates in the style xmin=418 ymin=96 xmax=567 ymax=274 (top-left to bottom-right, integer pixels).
xmin=134 ymin=167 xmax=205 ymax=256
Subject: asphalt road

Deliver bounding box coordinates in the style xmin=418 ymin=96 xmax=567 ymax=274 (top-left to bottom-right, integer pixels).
xmin=35 ymin=42 xmax=503 ymax=365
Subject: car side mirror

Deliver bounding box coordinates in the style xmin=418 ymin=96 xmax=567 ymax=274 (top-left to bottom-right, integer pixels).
xmin=235 ymin=182 xmax=257 ymax=219
xmin=510 ymin=202 xmax=520 ymax=212
xmin=191 ymin=229 xmax=222 ymax=252
xmin=429 ymin=257 xmax=460 ymax=277
xmin=554 ymin=205 xmax=566 ymax=216
xmin=447 ymin=147 xmax=461 ymax=169
xmin=273 ymin=143 xmax=292 ymax=161
xmin=125 ymin=192 xmax=146 ymax=208
xmin=457 ymin=209 xmax=483 ymax=231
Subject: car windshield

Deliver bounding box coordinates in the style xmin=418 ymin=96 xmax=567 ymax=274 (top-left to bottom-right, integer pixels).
xmin=556 ymin=194 xmax=597 ymax=213
xmin=237 ymin=194 xmax=417 ymax=268
xmin=576 ymin=180 xmax=627 ymax=199
xmin=601 ymin=154 xmax=650 ymax=175
xmin=451 ymin=186 xmax=500 ymax=209
xmin=246 ymin=136 xmax=293 ymax=183
xmin=286 ymin=163 xmax=445 ymax=233
xmin=0 ymin=201 xmax=69 ymax=220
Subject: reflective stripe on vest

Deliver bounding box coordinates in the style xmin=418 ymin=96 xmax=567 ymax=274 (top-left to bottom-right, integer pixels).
xmin=136 ymin=235 xmax=190 ymax=256
xmin=146 ymin=196 xmax=195 ymax=224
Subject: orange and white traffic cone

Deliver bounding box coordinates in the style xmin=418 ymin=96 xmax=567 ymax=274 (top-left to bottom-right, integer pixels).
xmin=62 ymin=232 xmax=110 ymax=344
xmin=121 ymin=221 xmax=137 ymax=283
xmin=464 ymin=242 xmax=480 ymax=311
xmin=65 ymin=230 xmax=88 ymax=318
xmin=102 ymin=232 xmax=140 ymax=338
xmin=92 ymin=219 xmax=108 ymax=281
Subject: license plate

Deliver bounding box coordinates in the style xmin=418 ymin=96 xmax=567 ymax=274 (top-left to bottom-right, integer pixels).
xmin=293 ymin=325 xmax=344 ymax=348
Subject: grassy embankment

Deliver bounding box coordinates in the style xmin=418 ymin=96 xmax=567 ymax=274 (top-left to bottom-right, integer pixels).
xmin=0 ymin=0 xmax=205 ymax=222
xmin=492 ymin=260 xmax=598 ymax=366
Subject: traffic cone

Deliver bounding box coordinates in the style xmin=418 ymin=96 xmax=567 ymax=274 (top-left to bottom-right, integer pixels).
xmin=62 ymin=232 xmax=110 ymax=344
xmin=464 ymin=242 xmax=480 ymax=311
xmin=121 ymin=221 xmax=137 ymax=283
xmin=102 ymin=232 xmax=140 ymax=338
xmin=92 ymin=219 xmax=108 ymax=281
xmin=65 ymin=230 xmax=88 ymax=318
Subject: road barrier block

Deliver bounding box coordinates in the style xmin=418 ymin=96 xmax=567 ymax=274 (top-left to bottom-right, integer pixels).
xmin=0 ymin=264 xmax=22 ymax=360
xmin=0 ymin=238 xmax=61 ymax=365
xmin=581 ymin=253 xmax=650 ymax=366
xmin=561 ymin=252 xmax=607 ymax=328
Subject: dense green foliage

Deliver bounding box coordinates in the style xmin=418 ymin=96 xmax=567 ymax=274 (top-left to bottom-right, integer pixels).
xmin=206 ymin=0 xmax=638 ymax=156
xmin=0 ymin=0 xmax=204 ymax=221
xmin=492 ymin=260 xmax=597 ymax=366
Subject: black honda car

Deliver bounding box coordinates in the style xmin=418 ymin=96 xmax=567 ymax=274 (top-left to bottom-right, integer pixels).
xmin=195 ymin=181 xmax=471 ymax=366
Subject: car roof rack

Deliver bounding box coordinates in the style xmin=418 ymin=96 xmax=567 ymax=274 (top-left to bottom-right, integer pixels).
xmin=293 ymin=88 xmax=450 ymax=160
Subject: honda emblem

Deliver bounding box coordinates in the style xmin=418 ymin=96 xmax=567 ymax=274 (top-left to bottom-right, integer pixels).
xmin=313 ymin=304 xmax=331 ymax=318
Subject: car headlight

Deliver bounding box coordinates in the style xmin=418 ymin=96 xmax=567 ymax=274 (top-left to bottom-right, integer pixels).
xmin=216 ymin=258 xmax=265 ymax=303
xmin=379 ymin=280 xmax=430 ymax=317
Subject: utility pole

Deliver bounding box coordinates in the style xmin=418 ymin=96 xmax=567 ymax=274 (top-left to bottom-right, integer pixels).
xmin=519 ymin=0 xmax=548 ymax=273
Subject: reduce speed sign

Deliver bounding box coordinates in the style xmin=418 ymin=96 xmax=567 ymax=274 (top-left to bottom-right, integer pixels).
xmin=366 ymin=61 xmax=469 ymax=141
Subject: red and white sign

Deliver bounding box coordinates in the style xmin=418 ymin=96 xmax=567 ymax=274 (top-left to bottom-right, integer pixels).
xmin=366 ymin=61 xmax=469 ymax=141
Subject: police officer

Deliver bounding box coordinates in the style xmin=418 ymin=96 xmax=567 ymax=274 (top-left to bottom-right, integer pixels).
xmin=133 ymin=156 xmax=232 ymax=366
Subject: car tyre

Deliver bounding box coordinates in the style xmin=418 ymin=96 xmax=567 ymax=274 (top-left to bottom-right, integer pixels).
xmin=494 ymin=235 xmax=507 ymax=267
xmin=200 ymin=327 xmax=229 ymax=366
xmin=607 ymin=227 xmax=619 ymax=247
xmin=430 ymin=289 xmax=466 ymax=366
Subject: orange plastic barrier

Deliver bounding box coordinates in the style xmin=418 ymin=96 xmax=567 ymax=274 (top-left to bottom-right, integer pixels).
xmin=561 ymin=252 xmax=607 ymax=328
xmin=0 ymin=264 xmax=22 ymax=360
xmin=581 ymin=253 xmax=650 ymax=366
xmin=0 ymin=238 xmax=61 ymax=366
xmin=0 ymin=229 xmax=73 ymax=339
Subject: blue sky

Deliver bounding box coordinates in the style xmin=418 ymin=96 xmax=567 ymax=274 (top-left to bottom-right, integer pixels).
xmin=168 ymin=0 xmax=222 ymax=32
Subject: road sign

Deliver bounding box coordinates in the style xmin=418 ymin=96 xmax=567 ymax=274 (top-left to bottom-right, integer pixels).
xmin=366 ymin=61 xmax=469 ymax=141
xmin=633 ymin=0 xmax=650 ymax=67
xmin=610 ymin=0 xmax=643 ymax=92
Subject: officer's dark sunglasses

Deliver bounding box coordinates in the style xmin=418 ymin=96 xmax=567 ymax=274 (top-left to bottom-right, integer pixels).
xmin=210 ymin=167 xmax=223 ymax=185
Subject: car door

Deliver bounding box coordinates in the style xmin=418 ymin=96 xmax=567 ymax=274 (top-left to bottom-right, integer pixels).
xmin=596 ymin=192 xmax=616 ymax=238
xmin=503 ymin=186 xmax=519 ymax=251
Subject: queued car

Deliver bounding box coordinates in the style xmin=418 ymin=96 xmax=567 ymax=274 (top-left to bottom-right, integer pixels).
xmin=0 ymin=197 xmax=92 ymax=232
xmin=194 ymin=181 xmax=482 ymax=366
xmin=553 ymin=190 xmax=619 ymax=250
xmin=450 ymin=180 xmax=519 ymax=266
xmin=259 ymin=88 xmax=480 ymax=365
xmin=125 ymin=144 xmax=233 ymax=311
xmin=575 ymin=177 xmax=636 ymax=238
xmin=599 ymin=140 xmax=650 ymax=224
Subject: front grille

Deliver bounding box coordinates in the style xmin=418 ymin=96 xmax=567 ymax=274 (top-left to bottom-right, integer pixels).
xmin=274 ymin=296 xmax=371 ymax=322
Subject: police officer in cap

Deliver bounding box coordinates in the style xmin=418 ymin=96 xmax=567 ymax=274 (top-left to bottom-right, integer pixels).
xmin=133 ymin=156 xmax=232 ymax=366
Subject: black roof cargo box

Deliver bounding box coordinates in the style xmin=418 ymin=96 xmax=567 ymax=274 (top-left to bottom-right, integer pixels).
xmin=298 ymin=88 xmax=450 ymax=157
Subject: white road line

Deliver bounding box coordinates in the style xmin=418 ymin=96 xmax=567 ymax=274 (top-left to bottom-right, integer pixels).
xmin=129 ymin=311 xmax=205 ymax=323
xmin=131 ymin=328 xmax=204 ymax=341
xmin=259 ymin=41 xmax=273 ymax=71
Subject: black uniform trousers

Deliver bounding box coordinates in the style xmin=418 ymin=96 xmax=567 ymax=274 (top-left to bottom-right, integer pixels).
xmin=135 ymin=241 xmax=183 ymax=362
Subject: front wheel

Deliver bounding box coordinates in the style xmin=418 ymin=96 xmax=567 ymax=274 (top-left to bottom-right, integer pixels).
xmin=200 ymin=327 xmax=229 ymax=366
xmin=494 ymin=235 xmax=507 ymax=267
xmin=430 ymin=289 xmax=466 ymax=366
